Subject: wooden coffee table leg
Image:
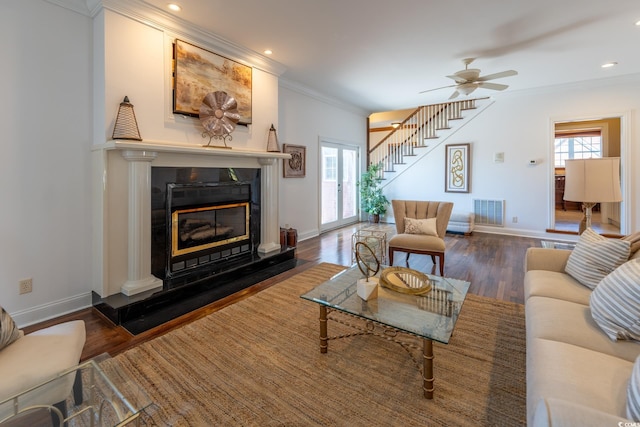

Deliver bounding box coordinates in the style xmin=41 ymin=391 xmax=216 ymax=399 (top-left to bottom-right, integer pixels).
xmin=423 ymin=338 xmax=434 ymax=399
xmin=319 ymin=305 xmax=328 ymax=353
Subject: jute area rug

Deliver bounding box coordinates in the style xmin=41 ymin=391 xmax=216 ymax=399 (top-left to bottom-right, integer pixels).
xmin=100 ymin=263 xmax=526 ymax=426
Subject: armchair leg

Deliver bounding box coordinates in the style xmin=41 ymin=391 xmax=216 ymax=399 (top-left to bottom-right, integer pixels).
xmin=73 ymin=369 xmax=83 ymax=405
xmin=438 ymin=255 xmax=445 ymax=276
xmin=389 ymin=249 xmax=394 ymax=266
xmin=52 ymin=400 xmax=67 ymax=426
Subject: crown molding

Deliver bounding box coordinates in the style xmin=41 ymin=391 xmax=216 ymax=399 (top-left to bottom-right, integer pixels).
xmin=44 ymin=0 xmax=94 ymax=15
xmin=502 ymin=71 xmax=640 ymax=98
xmin=46 ymin=0 xmax=287 ymax=77
xmin=279 ymin=78 xmax=370 ymax=117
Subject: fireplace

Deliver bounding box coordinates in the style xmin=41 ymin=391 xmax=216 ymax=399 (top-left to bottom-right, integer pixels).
xmin=91 ymin=141 xmax=295 ymax=333
xmin=151 ymin=167 xmax=261 ymax=287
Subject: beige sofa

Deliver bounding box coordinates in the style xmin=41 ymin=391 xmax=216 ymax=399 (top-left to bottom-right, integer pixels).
xmin=524 ymin=247 xmax=640 ymax=426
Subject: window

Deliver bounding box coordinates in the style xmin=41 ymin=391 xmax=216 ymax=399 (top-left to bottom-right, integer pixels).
xmin=323 ymin=154 xmax=337 ymax=181
xmin=554 ymin=131 xmax=601 ymax=167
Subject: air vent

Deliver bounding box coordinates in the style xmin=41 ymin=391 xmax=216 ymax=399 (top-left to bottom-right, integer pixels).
xmin=473 ymin=199 xmax=504 ymax=227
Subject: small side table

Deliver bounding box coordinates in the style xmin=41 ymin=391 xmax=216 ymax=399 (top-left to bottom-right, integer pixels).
xmin=351 ymin=228 xmax=387 ymax=264
xmin=540 ymin=240 xmax=576 ymax=250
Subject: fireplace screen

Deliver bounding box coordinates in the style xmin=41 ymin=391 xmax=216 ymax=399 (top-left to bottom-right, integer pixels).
xmin=172 ymin=202 xmax=250 ymax=257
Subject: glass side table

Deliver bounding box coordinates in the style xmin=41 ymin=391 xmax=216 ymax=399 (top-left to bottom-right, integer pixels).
xmin=0 ymin=353 xmax=152 ymax=427
xmin=351 ymin=228 xmax=387 ymax=264
xmin=540 ymin=240 xmax=576 ymax=250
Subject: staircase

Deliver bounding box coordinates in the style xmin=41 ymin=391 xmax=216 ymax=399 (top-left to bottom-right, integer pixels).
xmin=368 ymin=97 xmax=493 ymax=185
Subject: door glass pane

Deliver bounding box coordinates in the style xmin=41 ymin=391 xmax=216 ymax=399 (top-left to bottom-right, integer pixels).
xmin=321 ymin=146 xmax=338 ymax=224
xmin=342 ymin=148 xmax=357 ymax=219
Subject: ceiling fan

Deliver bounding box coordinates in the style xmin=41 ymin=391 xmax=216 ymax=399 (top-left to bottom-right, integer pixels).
xmin=420 ymin=58 xmax=518 ymax=99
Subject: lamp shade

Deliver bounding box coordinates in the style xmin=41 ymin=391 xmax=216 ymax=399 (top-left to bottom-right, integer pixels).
xmin=563 ymin=158 xmax=622 ymax=203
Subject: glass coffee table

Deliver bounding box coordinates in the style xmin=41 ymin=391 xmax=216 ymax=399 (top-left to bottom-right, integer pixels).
xmin=0 ymin=354 xmax=152 ymax=426
xmin=301 ymin=265 xmax=470 ymax=399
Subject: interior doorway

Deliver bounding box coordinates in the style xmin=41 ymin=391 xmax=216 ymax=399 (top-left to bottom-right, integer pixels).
xmin=550 ymin=116 xmax=623 ymax=236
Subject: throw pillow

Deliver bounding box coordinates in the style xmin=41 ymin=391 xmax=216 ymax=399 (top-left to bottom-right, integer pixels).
xmin=404 ymin=217 xmax=438 ymax=236
xmin=628 ymin=355 xmax=640 ymax=421
xmin=565 ymin=227 xmax=630 ymax=289
xmin=590 ymin=258 xmax=640 ymax=341
xmin=0 ymin=306 xmax=22 ymax=350
xmin=623 ymin=231 xmax=640 ymax=258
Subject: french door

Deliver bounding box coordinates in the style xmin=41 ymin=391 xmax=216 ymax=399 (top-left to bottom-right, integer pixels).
xmin=320 ymin=141 xmax=359 ymax=231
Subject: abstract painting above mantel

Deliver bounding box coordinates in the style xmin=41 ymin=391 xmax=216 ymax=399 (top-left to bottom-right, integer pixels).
xmin=173 ymin=39 xmax=252 ymax=125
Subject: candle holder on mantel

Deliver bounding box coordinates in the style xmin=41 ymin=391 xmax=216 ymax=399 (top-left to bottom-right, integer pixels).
xmin=199 ymin=91 xmax=241 ymax=149
xmin=112 ymin=96 xmax=142 ymax=141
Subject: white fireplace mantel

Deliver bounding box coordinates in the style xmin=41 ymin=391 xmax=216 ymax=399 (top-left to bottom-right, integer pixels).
xmin=92 ymin=139 xmax=290 ymax=298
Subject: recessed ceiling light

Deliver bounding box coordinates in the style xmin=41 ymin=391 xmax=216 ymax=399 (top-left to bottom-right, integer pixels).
xmin=601 ymin=62 xmax=618 ymax=68
xmin=264 ymin=49 xmax=273 ymax=55
xmin=635 ymin=20 xmax=640 ymax=26
xmin=168 ymin=3 xmax=181 ymax=12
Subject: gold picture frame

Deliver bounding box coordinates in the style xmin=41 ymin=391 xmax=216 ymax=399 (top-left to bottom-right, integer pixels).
xmin=173 ymin=39 xmax=252 ymax=125
xmin=283 ymin=144 xmax=306 ymax=178
xmin=445 ymin=143 xmax=471 ymax=193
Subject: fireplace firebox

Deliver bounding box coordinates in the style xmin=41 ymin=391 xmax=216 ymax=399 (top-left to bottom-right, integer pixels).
xmin=151 ymin=167 xmax=261 ymax=287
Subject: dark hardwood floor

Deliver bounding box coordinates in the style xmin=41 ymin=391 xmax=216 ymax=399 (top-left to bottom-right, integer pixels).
xmin=24 ymin=223 xmax=544 ymax=362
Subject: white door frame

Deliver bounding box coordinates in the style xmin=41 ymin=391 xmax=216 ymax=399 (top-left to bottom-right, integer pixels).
xmin=318 ymin=137 xmax=360 ymax=232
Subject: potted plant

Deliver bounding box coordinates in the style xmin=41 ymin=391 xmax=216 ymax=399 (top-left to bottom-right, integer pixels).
xmin=358 ymin=163 xmax=389 ymax=223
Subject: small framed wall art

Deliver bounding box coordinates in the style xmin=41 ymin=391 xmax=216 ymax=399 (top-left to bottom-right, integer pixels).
xmin=283 ymin=144 xmax=306 ymax=178
xmin=445 ymin=143 xmax=471 ymax=193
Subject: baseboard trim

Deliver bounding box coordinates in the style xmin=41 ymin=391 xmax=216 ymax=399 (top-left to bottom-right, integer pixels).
xmin=11 ymin=293 xmax=93 ymax=328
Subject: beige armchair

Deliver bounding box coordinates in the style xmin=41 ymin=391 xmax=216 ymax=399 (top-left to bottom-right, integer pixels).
xmin=388 ymin=200 xmax=453 ymax=276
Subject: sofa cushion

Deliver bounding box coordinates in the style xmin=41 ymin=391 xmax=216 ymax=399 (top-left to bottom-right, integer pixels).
xmin=0 ymin=306 xmax=22 ymax=351
xmin=590 ymin=258 xmax=640 ymax=342
xmin=526 ymin=296 xmax=640 ymax=362
xmin=404 ymin=217 xmax=438 ymax=236
xmin=526 ymin=338 xmax=633 ymax=425
xmin=565 ymin=227 xmax=630 ymax=289
xmin=524 ymin=270 xmax=592 ymax=305
xmin=533 ymin=397 xmax=632 ymax=427
xmin=629 ymin=355 xmax=640 ymax=421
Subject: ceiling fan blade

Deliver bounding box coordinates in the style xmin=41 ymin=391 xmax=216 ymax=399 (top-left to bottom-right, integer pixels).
xmin=477 ymin=82 xmax=509 ymax=91
xmin=418 ymin=84 xmax=457 ymax=94
xmin=446 ymin=74 xmax=468 ymax=84
xmin=476 ymin=70 xmax=518 ymax=82
xmin=448 ymin=90 xmax=460 ymax=100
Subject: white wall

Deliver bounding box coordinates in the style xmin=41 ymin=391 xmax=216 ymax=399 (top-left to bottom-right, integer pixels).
xmin=0 ymin=1 xmax=93 ymax=325
xmin=383 ymin=75 xmax=640 ymax=238
xmin=97 ymin=9 xmax=279 ymax=149
xmin=278 ymin=85 xmax=368 ymax=240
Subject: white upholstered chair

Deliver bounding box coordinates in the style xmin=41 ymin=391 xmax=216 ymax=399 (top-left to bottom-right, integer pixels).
xmin=0 ymin=320 xmax=86 ymax=424
xmin=388 ymin=200 xmax=454 ymax=276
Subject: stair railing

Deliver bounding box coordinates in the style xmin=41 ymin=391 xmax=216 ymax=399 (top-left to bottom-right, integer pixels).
xmin=368 ymin=98 xmax=486 ymax=179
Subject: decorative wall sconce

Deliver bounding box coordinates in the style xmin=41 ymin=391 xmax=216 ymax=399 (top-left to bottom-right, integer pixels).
xmin=266 ymin=124 xmax=281 ymax=152
xmin=112 ymin=96 xmax=142 ymax=141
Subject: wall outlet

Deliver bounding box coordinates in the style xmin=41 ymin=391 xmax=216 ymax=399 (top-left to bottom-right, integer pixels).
xmin=19 ymin=278 xmax=32 ymax=294
xmin=512 ymin=216 xmax=518 ymax=223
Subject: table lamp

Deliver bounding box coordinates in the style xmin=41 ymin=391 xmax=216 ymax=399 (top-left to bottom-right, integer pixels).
xmin=563 ymin=157 xmax=622 ymax=234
